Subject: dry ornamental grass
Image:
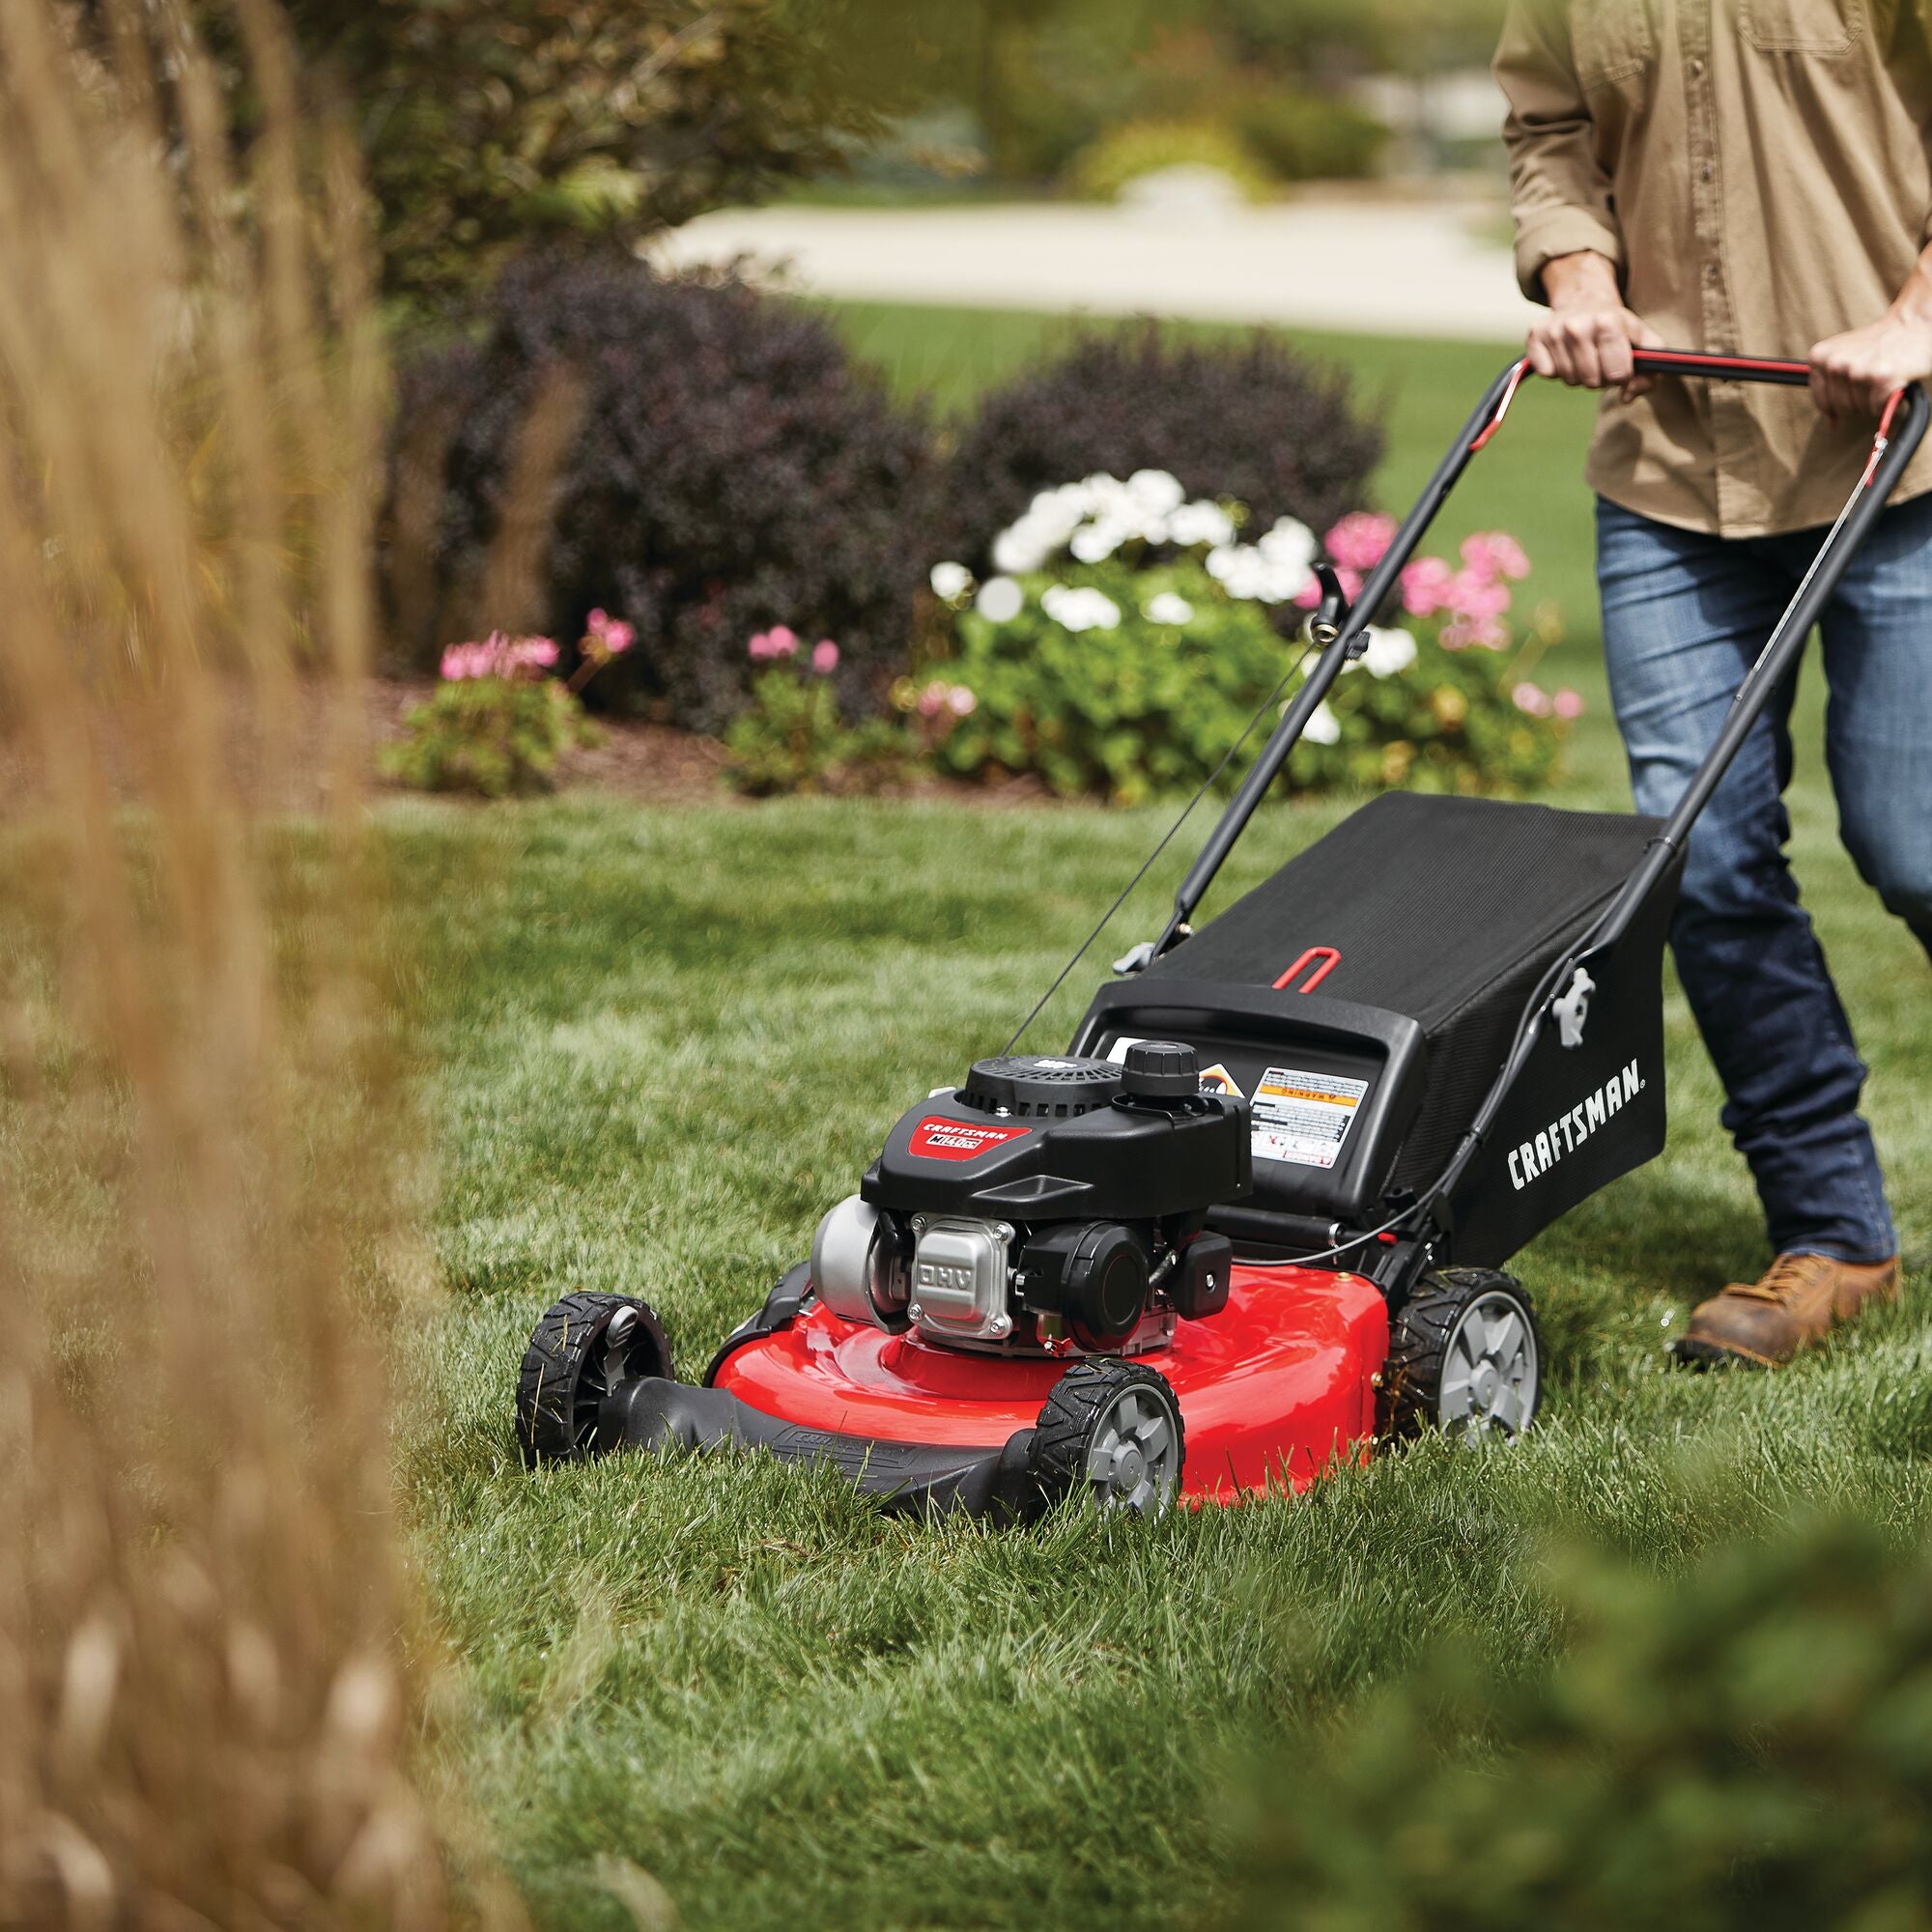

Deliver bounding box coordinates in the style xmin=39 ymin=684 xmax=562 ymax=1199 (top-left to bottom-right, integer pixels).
xmin=0 ymin=4 xmax=497 ymax=1925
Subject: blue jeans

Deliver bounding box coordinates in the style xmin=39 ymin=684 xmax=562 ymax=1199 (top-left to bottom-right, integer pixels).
xmin=1597 ymin=493 xmax=1932 ymax=1264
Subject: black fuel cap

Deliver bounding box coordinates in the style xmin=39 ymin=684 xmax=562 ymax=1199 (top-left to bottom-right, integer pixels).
xmin=1122 ymin=1039 xmax=1200 ymax=1100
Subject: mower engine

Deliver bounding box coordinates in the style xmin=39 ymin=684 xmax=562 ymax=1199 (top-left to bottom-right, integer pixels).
xmin=810 ymin=1042 xmax=1251 ymax=1356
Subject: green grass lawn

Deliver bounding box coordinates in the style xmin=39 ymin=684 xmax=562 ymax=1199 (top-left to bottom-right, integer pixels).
xmin=391 ymin=311 xmax=1931 ymax=1926
xmin=396 ymin=781 xmax=1929 ymax=1931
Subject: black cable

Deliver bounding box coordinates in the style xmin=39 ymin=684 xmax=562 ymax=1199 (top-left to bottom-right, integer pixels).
xmin=1233 ymin=1208 xmax=1415 ymax=1271
xmin=1001 ymin=633 xmax=1323 ymax=1057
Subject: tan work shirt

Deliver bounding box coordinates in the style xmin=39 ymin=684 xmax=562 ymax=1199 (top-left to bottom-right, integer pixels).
xmin=1495 ymin=0 xmax=1932 ymax=534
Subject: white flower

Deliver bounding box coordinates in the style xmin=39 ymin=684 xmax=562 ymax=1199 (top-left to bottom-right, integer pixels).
xmin=988 ymin=473 xmax=1248 ymax=578
xmin=1041 ymin=584 xmax=1122 ymax=634
xmin=1127 ymin=469 xmax=1186 ymax=517
xmin=1258 ymin=517 xmax=1319 ymax=574
xmin=992 ymin=526 xmax=1048 ymax=574
xmin=1205 ymin=532 xmax=1314 ymax=606
xmin=1069 ymin=521 xmax=1125 ymax=564
xmin=929 ymin=560 xmax=973 ymax=601
xmin=1145 ymin=591 xmax=1194 ymax=626
xmin=1360 ymin=625 xmax=1418 ymax=679
xmin=1168 ymin=499 xmax=1235 ymax=550
xmin=1302 ymin=699 xmax=1343 ymax=746
xmin=1031 ymin=487 xmax=1092 ymax=545
xmin=976 ymin=575 xmax=1024 ymax=623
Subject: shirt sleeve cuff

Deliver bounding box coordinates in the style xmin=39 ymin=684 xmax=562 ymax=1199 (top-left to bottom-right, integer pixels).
xmin=1514 ymin=208 xmax=1626 ymax=304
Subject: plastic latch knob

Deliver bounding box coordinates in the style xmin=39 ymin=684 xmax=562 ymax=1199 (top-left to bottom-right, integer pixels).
xmin=1552 ymin=965 xmax=1596 ymax=1050
xmin=1122 ymin=1039 xmax=1200 ymax=1099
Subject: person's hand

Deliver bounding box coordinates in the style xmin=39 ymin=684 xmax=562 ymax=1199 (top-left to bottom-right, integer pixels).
xmin=1808 ymin=310 xmax=1932 ymax=423
xmin=1528 ymin=251 xmax=1664 ymax=402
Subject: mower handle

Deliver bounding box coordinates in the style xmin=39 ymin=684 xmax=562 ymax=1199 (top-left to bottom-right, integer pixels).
xmin=1471 ymin=349 xmax=1909 ymax=469
xmin=1154 ymin=353 xmax=1928 ymax=958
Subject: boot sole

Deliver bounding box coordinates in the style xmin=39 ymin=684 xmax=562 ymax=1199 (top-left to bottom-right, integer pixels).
xmin=1670 ymin=1335 xmax=1779 ymax=1371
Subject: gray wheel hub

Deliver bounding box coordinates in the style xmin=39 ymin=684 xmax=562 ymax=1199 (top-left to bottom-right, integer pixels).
xmin=1437 ymin=1291 xmax=1538 ymax=1437
xmin=1084 ymin=1385 xmax=1182 ymax=1513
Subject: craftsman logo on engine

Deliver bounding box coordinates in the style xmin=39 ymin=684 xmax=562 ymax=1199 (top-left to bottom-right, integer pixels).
xmin=1508 ymin=1061 xmax=1644 ymax=1191
xmin=908 ymin=1116 xmax=1033 ymax=1162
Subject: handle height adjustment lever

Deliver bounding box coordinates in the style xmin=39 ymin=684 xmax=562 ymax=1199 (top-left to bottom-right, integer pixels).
xmin=1308 ymin=562 xmax=1353 ymax=650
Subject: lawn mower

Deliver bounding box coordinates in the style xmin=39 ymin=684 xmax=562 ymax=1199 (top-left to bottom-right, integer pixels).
xmin=516 ymin=351 xmax=1927 ymax=1517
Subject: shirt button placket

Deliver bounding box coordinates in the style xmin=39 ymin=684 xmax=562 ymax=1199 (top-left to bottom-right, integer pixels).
xmin=1688 ymin=4 xmax=1743 ymax=530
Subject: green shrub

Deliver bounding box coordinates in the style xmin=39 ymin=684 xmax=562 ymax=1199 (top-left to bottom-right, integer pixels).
xmin=1228 ymin=1519 xmax=1932 ymax=1932
xmin=382 ymin=673 xmax=591 ymax=799
xmin=388 ymin=255 xmax=941 ymax=734
xmin=924 ymin=482 xmax=1575 ymax=805
xmin=381 ymin=613 xmax=633 ymax=796
xmin=937 ymin=324 xmax=1382 ymax=577
xmin=1237 ymin=93 xmax=1390 ymax=181
xmin=722 ymin=628 xmax=904 ymax=796
xmin=1067 ymin=118 xmax=1275 ymax=202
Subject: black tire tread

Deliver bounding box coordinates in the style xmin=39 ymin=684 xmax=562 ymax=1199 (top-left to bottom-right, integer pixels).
xmin=1379 ymin=1266 xmax=1536 ymax=1439
xmin=1030 ymin=1357 xmax=1185 ymax=1506
xmin=516 ymin=1291 xmax=671 ymax=1467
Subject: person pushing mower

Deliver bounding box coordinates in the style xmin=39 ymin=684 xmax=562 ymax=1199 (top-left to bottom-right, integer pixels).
xmin=1495 ymin=0 xmax=1932 ymax=1367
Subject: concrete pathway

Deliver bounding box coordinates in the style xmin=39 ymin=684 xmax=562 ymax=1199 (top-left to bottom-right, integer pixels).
xmin=649 ymin=196 xmax=1537 ymax=343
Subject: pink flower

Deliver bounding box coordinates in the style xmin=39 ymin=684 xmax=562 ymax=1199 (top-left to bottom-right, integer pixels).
xmin=1324 ymin=512 xmax=1398 ymax=574
xmin=1446 ymin=569 xmax=1512 ymax=624
xmin=811 ymin=639 xmax=839 ymax=675
xmin=1461 ymin=531 xmax=1531 ymax=582
xmin=1553 ymin=688 xmax=1585 ymax=720
xmin=1400 ymin=555 xmax=1457 ymax=618
xmin=1513 ymin=681 xmax=1554 ymax=717
xmin=1442 ymin=616 xmax=1509 ymax=651
xmin=587 ymin=609 xmax=635 ymax=655
xmin=750 ymin=625 xmax=804 ymax=664
xmin=440 ymin=630 xmax=560 ymax=682
xmin=441 ymin=636 xmax=504 ymax=681
xmin=509 ymin=636 xmax=558 ymax=672
xmin=947 ymin=685 xmax=978 ymax=718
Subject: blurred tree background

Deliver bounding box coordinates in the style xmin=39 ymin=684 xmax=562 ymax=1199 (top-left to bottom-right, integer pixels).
xmin=81 ymin=0 xmax=900 ymax=310
xmin=84 ymin=0 xmax=1510 ymax=317
xmin=823 ymin=0 xmax=1509 ymax=190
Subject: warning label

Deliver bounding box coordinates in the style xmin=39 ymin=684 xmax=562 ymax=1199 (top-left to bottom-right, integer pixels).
xmin=1252 ymin=1066 xmax=1368 ymax=1170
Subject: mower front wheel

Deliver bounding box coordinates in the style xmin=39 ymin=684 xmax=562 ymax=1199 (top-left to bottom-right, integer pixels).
xmin=517 ymin=1291 xmax=673 ymax=1467
xmin=1380 ymin=1268 xmax=1540 ymax=1441
xmin=1030 ymin=1358 xmax=1186 ymax=1516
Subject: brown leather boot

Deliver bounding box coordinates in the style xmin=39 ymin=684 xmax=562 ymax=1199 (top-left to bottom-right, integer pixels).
xmin=1675 ymin=1253 xmax=1901 ymax=1368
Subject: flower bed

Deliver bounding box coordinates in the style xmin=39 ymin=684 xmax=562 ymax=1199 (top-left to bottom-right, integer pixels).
xmin=920 ymin=475 xmax=1579 ymax=805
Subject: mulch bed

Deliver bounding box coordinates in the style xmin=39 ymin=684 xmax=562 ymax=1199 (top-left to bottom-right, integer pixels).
xmin=0 ymin=676 xmax=1057 ymax=813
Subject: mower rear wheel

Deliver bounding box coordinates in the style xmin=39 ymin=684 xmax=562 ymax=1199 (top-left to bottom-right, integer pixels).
xmin=517 ymin=1291 xmax=672 ymax=1467
xmin=1030 ymin=1358 xmax=1185 ymax=1516
xmin=1381 ymin=1268 xmax=1540 ymax=1441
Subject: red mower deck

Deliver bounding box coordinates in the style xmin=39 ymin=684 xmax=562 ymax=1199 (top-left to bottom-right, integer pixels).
xmin=714 ymin=1263 xmax=1390 ymax=1503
